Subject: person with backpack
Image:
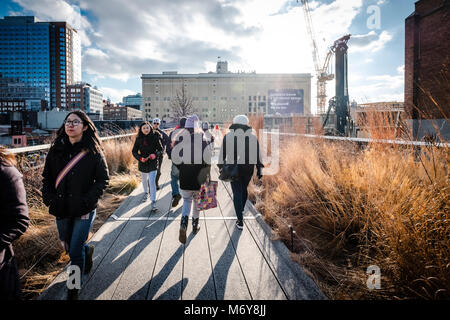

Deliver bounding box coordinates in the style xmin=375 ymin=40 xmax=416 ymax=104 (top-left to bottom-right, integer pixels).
xmin=41 ymin=111 xmax=109 ymax=300
xmin=218 ymin=115 xmax=264 ymax=230
xmin=0 ymin=146 xmax=30 ymax=300
xmin=166 ymin=117 xmax=187 ymax=207
xmin=172 ymin=115 xmax=212 ymax=244
xmin=132 ymin=121 xmax=163 ymax=208
xmin=152 ymin=118 xmax=171 ymax=190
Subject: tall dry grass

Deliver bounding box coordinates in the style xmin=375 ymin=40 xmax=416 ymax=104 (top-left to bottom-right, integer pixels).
xmin=249 ymin=113 xmax=449 ymax=299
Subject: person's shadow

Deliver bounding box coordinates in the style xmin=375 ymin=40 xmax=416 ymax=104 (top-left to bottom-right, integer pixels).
xmin=195 ymin=226 xmax=242 ymax=300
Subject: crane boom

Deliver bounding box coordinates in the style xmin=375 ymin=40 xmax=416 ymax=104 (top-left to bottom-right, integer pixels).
xmin=300 ymin=0 xmax=320 ymax=73
xmin=298 ymin=0 xmax=334 ymax=114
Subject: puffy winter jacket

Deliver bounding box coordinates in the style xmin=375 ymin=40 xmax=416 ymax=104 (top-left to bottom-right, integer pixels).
xmin=41 ymin=136 xmax=109 ymax=218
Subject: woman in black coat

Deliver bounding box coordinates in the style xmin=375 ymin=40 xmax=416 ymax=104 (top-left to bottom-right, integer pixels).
xmin=0 ymin=146 xmax=29 ymax=300
xmin=132 ymin=121 xmax=163 ymax=208
xmin=218 ymin=115 xmax=264 ymax=230
xmin=41 ymin=111 xmax=109 ymax=300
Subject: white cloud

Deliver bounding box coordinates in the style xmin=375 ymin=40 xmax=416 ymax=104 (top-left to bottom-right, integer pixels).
xmin=99 ymin=87 xmax=136 ymax=103
xmin=12 ymin=0 xmax=92 ymax=46
xmin=349 ymin=31 xmax=393 ymax=53
xmin=350 ymin=65 xmax=404 ymax=103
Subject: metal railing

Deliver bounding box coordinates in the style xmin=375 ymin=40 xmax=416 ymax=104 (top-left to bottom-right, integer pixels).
xmin=267 ymin=132 xmax=449 ymax=148
xmin=9 ymin=133 xmax=137 ymax=155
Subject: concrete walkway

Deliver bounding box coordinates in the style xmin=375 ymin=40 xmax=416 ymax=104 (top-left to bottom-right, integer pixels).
xmin=39 ymin=155 xmax=325 ymax=300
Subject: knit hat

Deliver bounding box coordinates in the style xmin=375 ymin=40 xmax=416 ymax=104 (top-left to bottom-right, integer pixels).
xmin=185 ymin=114 xmax=199 ymax=129
xmin=233 ymin=115 xmax=249 ymax=126
xmin=179 ymin=117 xmax=187 ymax=128
xmin=152 ymin=117 xmax=161 ymax=124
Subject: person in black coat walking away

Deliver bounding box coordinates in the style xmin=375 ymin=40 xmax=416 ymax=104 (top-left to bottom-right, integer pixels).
xmin=172 ymin=115 xmax=212 ymax=244
xmin=132 ymin=121 xmax=163 ymax=208
xmin=152 ymin=117 xmax=170 ymax=190
xmin=0 ymin=146 xmax=30 ymax=300
xmin=41 ymin=111 xmax=109 ymax=300
xmin=218 ymin=115 xmax=264 ymax=230
xmin=166 ymin=117 xmax=187 ymax=208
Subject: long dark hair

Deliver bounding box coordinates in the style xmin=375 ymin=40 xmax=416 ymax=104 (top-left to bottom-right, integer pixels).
xmin=53 ymin=110 xmax=102 ymax=154
xmin=136 ymin=121 xmax=160 ymax=141
xmin=0 ymin=145 xmax=16 ymax=166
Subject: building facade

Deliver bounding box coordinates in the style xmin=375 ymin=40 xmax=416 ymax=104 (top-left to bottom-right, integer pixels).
xmin=66 ymin=82 xmax=104 ymax=117
xmin=122 ymin=93 xmax=142 ymax=110
xmin=0 ymin=16 xmax=81 ymax=110
xmin=141 ymin=61 xmax=311 ymax=124
xmin=405 ymin=0 xmax=449 ymax=140
xmin=103 ymin=102 xmax=142 ymax=120
xmin=0 ymin=73 xmax=47 ymax=111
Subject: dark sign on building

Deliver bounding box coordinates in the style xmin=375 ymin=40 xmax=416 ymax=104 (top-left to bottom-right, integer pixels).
xmin=268 ymin=89 xmax=304 ymax=115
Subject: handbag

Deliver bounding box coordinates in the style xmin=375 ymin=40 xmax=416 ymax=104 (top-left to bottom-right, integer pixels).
xmin=218 ymin=163 xmax=239 ymax=182
xmin=196 ymin=179 xmax=218 ymax=211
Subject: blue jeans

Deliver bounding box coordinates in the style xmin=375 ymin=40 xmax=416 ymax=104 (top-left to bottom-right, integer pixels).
xmin=141 ymin=170 xmax=157 ymax=201
xmin=56 ymin=210 xmax=96 ymax=283
xmin=230 ymin=175 xmax=252 ymax=222
xmin=170 ymin=163 xmax=180 ymax=197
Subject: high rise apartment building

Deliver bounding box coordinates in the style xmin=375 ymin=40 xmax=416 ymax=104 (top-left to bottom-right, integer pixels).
xmin=0 ymin=16 xmax=81 ymax=110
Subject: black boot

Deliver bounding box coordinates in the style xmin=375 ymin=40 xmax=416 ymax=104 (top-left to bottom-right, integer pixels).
xmin=192 ymin=217 xmax=200 ymax=234
xmin=179 ymin=216 xmax=188 ymax=244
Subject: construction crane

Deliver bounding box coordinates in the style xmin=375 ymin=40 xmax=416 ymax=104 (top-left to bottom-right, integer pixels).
xmin=298 ymin=0 xmax=334 ymax=114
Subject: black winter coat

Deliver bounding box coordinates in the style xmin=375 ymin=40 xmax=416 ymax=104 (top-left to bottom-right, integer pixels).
xmin=132 ymin=131 xmax=163 ymax=173
xmin=156 ymin=128 xmax=170 ymax=152
xmin=0 ymin=161 xmax=29 ymax=269
xmin=218 ymin=123 xmax=264 ymax=178
xmin=174 ymin=131 xmax=211 ymax=191
xmin=41 ymin=136 xmax=110 ymax=218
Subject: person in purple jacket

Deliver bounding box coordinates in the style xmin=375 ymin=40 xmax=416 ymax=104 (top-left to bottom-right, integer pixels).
xmin=0 ymin=146 xmax=30 ymax=300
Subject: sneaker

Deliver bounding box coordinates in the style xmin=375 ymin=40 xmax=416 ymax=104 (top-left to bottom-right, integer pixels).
xmin=171 ymin=194 xmax=182 ymax=207
xmin=150 ymin=201 xmax=157 ymax=212
xmin=192 ymin=217 xmax=200 ymax=234
xmin=84 ymin=245 xmax=94 ymax=274
xmin=179 ymin=216 xmax=188 ymax=244
xmin=67 ymin=288 xmax=79 ymax=300
xmin=235 ymin=220 xmax=243 ymax=230
xmin=156 ymin=183 xmax=160 ymax=191
xmin=142 ymin=193 xmax=149 ymax=202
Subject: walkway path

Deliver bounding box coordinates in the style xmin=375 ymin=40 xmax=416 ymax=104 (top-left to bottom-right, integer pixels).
xmin=39 ymin=155 xmax=325 ymax=300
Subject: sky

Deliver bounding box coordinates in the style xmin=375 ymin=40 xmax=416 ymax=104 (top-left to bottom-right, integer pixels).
xmin=0 ymin=0 xmax=416 ymax=113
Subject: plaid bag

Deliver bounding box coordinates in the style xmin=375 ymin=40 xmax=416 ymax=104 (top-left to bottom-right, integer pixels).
xmin=196 ymin=180 xmax=218 ymax=211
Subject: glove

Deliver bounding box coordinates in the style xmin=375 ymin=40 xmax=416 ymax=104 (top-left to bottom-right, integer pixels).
xmin=140 ymin=157 xmax=148 ymax=163
xmin=148 ymin=154 xmax=156 ymax=160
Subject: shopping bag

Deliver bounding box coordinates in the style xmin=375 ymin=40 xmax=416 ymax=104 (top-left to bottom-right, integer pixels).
xmin=196 ymin=180 xmax=218 ymax=211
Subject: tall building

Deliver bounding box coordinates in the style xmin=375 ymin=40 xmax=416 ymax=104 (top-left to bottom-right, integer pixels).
xmin=405 ymin=0 xmax=449 ymax=140
xmin=122 ymin=93 xmax=142 ymax=110
xmin=0 ymin=16 xmax=81 ymax=110
xmin=141 ymin=61 xmax=311 ymax=124
xmin=66 ymin=82 xmax=104 ymax=118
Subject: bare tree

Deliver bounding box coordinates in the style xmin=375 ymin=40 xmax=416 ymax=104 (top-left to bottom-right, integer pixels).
xmin=170 ymin=85 xmax=194 ymax=120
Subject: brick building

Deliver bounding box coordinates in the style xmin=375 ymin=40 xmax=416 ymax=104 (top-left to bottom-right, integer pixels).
xmin=103 ymin=100 xmax=142 ymax=120
xmin=405 ymin=0 xmax=449 ymax=139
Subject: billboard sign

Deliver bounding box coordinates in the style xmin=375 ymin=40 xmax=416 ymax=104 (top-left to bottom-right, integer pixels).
xmin=268 ymin=89 xmax=304 ymax=115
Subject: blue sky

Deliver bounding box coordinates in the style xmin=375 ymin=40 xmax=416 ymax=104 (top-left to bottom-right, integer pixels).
xmin=1 ymin=0 xmax=416 ymax=112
